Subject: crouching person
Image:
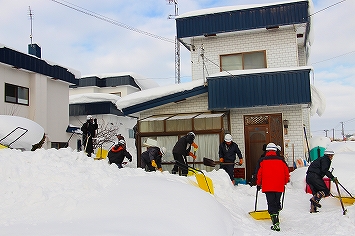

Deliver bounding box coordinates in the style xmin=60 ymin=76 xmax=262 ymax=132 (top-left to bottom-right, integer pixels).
xmin=306 ymin=150 xmax=337 ymax=213
xmin=141 ymin=146 xmax=166 ymax=172
xmin=257 ymin=143 xmax=290 ymax=232
xmin=107 ymin=140 xmax=132 ymax=168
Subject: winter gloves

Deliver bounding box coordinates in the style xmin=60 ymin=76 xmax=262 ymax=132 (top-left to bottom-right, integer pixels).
xmin=220 ymin=158 xmax=224 ymax=163
xmin=191 ymin=142 xmax=198 ymax=152
xmin=332 ymin=177 xmax=338 ymax=183
xmin=189 ymin=152 xmax=196 ymax=159
xmin=151 ymin=160 xmax=157 ymax=168
xmin=239 ymin=159 xmax=243 ymax=165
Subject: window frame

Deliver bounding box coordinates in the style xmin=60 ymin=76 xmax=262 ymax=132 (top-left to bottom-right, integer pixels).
xmin=219 ymin=50 xmax=267 ymax=72
xmin=4 ymin=83 xmax=30 ymax=106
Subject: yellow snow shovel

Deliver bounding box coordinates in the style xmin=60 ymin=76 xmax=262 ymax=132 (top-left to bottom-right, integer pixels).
xmin=94 ymin=148 xmax=108 ymax=160
xmin=249 ymin=187 xmax=270 ymax=220
xmin=175 ymin=160 xmax=214 ymax=195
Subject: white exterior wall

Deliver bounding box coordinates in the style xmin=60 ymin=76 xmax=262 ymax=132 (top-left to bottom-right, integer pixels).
xmin=0 ymin=63 xmax=72 ymax=149
xmin=190 ymin=27 xmax=300 ymax=80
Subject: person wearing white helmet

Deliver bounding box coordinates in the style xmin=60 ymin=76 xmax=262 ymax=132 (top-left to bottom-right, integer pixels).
xmin=107 ymin=140 xmax=132 ymax=168
xmin=141 ymin=146 xmax=166 ymax=172
xmin=256 ymin=142 xmax=289 ymax=231
xmin=218 ymin=133 xmax=243 ymax=184
xmin=80 ymin=115 xmax=98 ymax=157
xmin=171 ymin=132 xmax=198 ymax=176
xmin=306 ymin=150 xmax=336 ymax=213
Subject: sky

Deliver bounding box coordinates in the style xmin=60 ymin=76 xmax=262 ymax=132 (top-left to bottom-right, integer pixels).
xmin=1 ymin=135 xmax=355 ymax=235
xmin=0 ymin=0 xmax=354 ymax=138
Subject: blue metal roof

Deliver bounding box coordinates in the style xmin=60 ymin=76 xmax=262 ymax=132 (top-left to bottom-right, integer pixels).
xmin=207 ymin=68 xmax=311 ymax=110
xmin=176 ymin=1 xmax=309 ymax=38
xmin=122 ymin=85 xmax=208 ymax=115
xmin=70 ymin=75 xmax=140 ymax=89
xmin=0 ymin=46 xmax=77 ymax=85
xmin=69 ymin=102 xmax=123 ymax=116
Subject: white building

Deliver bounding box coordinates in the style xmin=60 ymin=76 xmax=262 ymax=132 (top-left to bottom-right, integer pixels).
xmin=116 ymin=0 xmax=317 ymax=181
xmin=0 ymin=43 xmax=79 ymax=149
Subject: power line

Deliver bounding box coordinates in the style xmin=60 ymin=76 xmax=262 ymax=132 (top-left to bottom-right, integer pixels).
xmin=50 ymin=0 xmax=175 ymax=43
xmin=311 ymin=50 xmax=355 ymax=65
xmin=308 ymin=0 xmax=347 ymax=18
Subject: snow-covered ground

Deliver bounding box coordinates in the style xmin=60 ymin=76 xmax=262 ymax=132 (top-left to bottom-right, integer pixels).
xmin=0 ymin=141 xmax=354 ymax=235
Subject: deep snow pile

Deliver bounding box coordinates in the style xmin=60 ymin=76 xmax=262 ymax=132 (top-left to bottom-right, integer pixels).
xmin=0 ymin=141 xmax=355 ymax=235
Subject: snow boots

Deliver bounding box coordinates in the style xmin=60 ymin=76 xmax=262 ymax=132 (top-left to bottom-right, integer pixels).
xmin=310 ymin=191 xmax=325 ymax=209
xmin=270 ymin=213 xmax=280 ymax=231
xmin=310 ymin=202 xmax=319 ymax=213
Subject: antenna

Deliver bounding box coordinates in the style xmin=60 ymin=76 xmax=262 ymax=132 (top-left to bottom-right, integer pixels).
xmin=28 ymin=6 xmax=33 ymax=45
xmin=167 ymin=0 xmax=181 ymax=84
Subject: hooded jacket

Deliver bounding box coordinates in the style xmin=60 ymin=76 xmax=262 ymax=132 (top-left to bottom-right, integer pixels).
xmin=107 ymin=144 xmax=132 ymax=164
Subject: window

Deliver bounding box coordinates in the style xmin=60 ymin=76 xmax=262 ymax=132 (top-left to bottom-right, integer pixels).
xmin=5 ymin=83 xmax=29 ymax=105
xmin=220 ymin=51 xmax=266 ymax=71
xmin=51 ymin=142 xmax=68 ymax=149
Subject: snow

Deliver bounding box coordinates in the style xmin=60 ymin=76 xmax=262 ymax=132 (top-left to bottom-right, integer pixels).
xmin=69 ymin=93 xmax=121 ymax=105
xmin=0 ymin=141 xmax=355 ymax=235
xmin=0 ymin=115 xmax=44 ymax=151
xmin=115 ymin=79 xmax=205 ymax=110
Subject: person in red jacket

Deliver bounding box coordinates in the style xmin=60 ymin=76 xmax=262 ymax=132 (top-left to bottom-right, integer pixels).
xmin=257 ymin=142 xmax=290 ymax=232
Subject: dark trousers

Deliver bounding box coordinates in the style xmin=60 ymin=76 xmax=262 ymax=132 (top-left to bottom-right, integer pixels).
xmin=220 ymin=164 xmax=234 ymax=181
xmin=141 ymin=159 xmax=155 ymax=172
xmin=172 ymin=153 xmax=188 ymax=176
xmin=265 ymin=192 xmax=282 ymax=214
xmin=306 ymin=172 xmax=330 ymax=196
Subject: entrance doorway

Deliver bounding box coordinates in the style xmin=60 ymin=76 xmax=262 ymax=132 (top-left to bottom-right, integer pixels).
xmin=244 ymin=114 xmax=283 ymax=183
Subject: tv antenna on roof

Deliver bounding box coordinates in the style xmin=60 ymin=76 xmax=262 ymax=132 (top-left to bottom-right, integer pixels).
xmin=167 ymin=0 xmax=180 ymax=84
xmin=28 ymin=6 xmax=34 ymax=45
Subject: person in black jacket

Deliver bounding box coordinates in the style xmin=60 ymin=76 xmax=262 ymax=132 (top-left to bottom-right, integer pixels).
xmin=81 ymin=115 xmax=98 ymax=157
xmin=171 ymin=132 xmax=198 ymax=176
xmin=219 ymin=134 xmax=243 ymax=184
xmin=306 ymin=150 xmax=337 ymax=213
xmin=107 ymin=140 xmax=132 ymax=168
xmin=141 ymin=146 xmax=166 ymax=172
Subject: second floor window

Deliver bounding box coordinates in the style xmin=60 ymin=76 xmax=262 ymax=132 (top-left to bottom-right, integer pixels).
xmin=220 ymin=51 xmax=266 ymax=71
xmin=5 ymin=83 xmax=29 ymax=105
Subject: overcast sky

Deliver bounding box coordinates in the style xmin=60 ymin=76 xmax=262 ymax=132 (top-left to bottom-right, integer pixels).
xmin=0 ymin=0 xmax=354 ymax=138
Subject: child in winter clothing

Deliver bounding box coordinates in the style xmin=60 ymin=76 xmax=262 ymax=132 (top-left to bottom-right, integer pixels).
xmin=107 ymin=140 xmax=132 ymax=168
xmin=306 ymin=150 xmax=337 ymax=213
xmin=257 ymin=142 xmax=289 ymax=231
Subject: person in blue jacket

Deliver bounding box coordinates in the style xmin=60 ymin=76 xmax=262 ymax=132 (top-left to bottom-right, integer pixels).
xmin=219 ymin=134 xmax=243 ymax=184
xmin=306 ymin=150 xmax=337 ymax=213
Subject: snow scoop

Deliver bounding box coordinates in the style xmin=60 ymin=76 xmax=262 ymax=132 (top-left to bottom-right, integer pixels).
xmin=203 ymin=157 xmax=241 ymax=167
xmin=249 ymin=187 xmax=270 ymax=220
xmin=174 ymin=160 xmax=214 ymax=194
xmin=336 ymin=181 xmax=355 ymax=204
xmin=334 ymin=179 xmax=347 ymax=215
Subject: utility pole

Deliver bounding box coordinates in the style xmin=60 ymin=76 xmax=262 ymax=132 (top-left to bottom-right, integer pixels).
xmin=28 ymin=6 xmax=33 ymax=45
xmin=324 ymin=129 xmax=329 ymax=137
xmin=340 ymin=122 xmax=345 ymax=140
xmin=167 ymin=0 xmax=180 ymax=84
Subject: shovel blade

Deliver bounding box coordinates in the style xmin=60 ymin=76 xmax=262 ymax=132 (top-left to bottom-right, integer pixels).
xmin=248 ymin=210 xmax=270 ymax=220
xmin=335 ymin=196 xmax=355 ymax=205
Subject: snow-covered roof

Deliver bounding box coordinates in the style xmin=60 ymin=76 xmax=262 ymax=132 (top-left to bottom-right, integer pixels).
xmin=177 ymin=0 xmax=310 ymax=18
xmin=115 ymin=79 xmax=205 ymax=110
xmin=69 ymin=93 xmax=121 ymax=105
